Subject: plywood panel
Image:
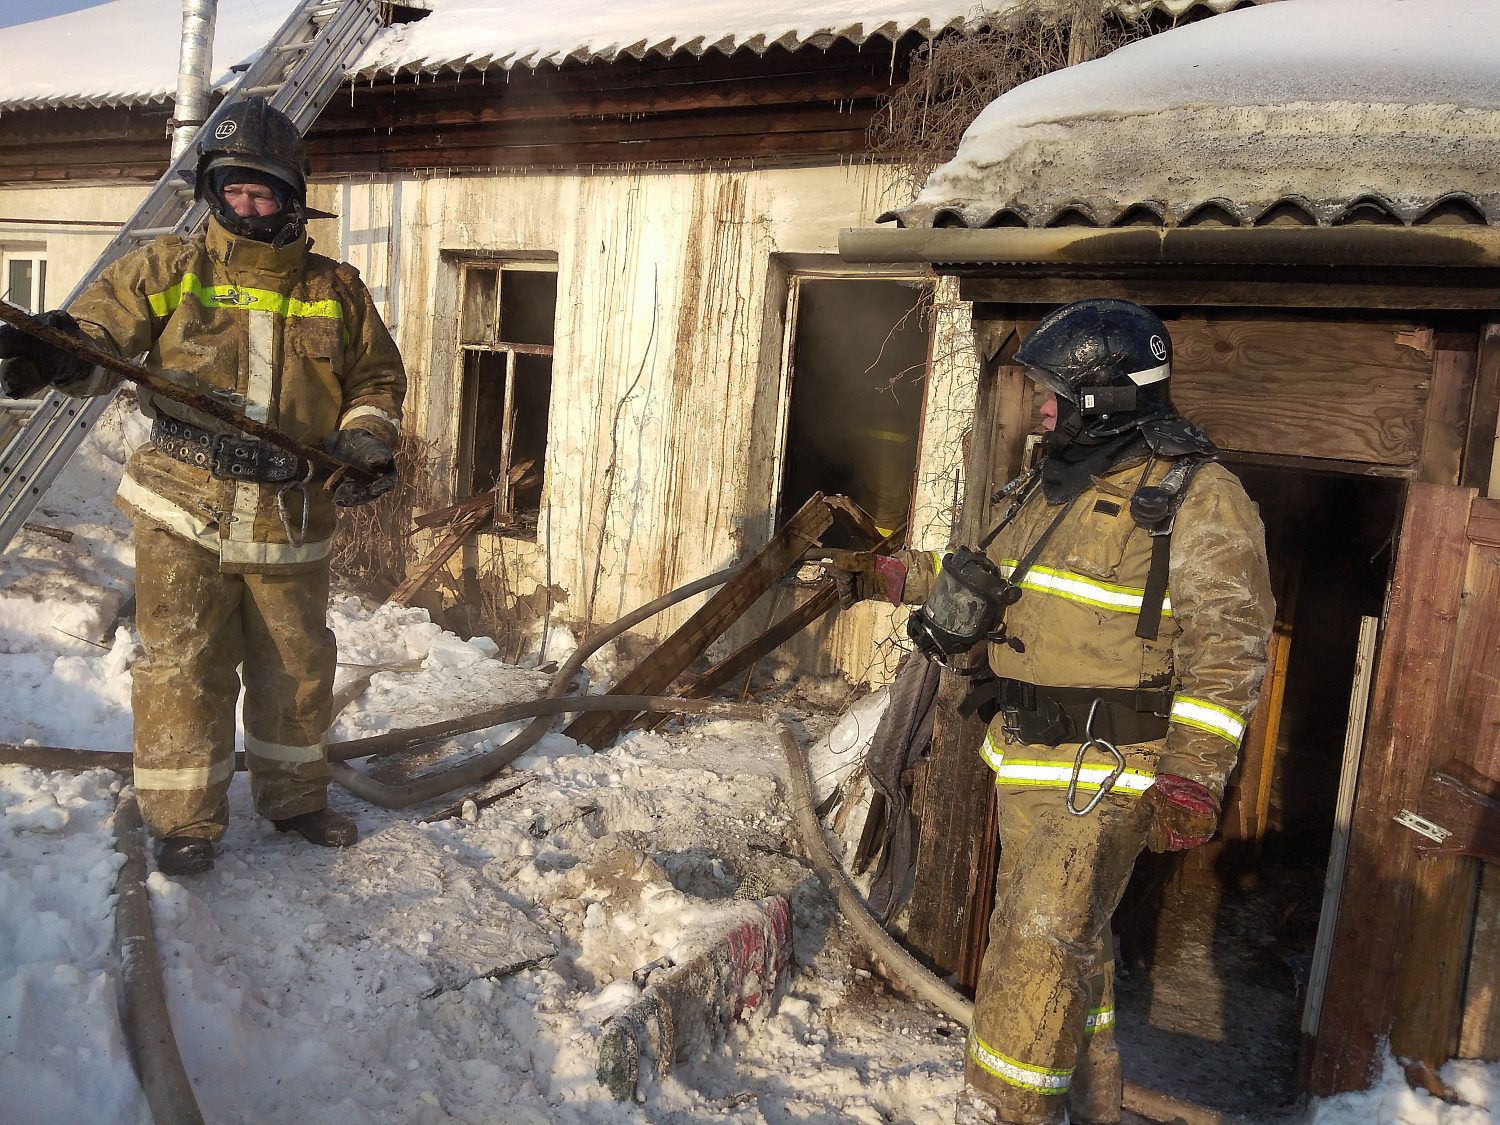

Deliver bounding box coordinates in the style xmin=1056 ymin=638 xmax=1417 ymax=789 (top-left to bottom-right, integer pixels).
xmin=1311 ymin=483 xmax=1473 ymax=1095
xmin=1167 ymin=318 xmax=1434 ymax=466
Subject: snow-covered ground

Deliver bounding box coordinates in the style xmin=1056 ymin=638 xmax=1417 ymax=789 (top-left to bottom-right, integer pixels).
xmin=1 ymin=398 xmax=1498 ymax=1124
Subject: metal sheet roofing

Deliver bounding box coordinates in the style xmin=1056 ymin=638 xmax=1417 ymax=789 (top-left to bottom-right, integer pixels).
xmin=889 ymin=0 xmax=1500 ymax=230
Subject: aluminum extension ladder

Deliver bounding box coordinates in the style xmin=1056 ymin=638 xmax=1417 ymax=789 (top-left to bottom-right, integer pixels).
xmin=0 ymin=0 xmax=382 ymax=553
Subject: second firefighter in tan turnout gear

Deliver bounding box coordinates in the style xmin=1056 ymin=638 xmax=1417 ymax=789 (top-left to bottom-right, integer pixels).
xmin=837 ymin=300 xmax=1274 ymax=1124
xmin=0 ymin=97 xmax=406 ymax=876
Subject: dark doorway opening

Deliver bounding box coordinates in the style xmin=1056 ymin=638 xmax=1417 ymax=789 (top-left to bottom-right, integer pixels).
xmin=1112 ymin=464 xmax=1403 ymax=1113
xmin=778 ymin=278 xmax=931 ymax=546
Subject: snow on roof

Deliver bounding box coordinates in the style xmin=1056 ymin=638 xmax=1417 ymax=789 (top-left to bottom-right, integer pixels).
xmin=350 ymin=0 xmax=1255 ymax=78
xmin=0 ymin=0 xmax=1254 ymax=110
xmin=0 ymin=0 xmax=300 ymax=111
xmin=891 ymin=0 xmax=1500 ymax=230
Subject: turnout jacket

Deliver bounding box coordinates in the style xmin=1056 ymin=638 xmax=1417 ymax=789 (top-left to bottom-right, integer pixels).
xmin=67 ymin=219 xmax=405 ymax=573
xmin=900 ymin=454 xmax=1274 ymax=799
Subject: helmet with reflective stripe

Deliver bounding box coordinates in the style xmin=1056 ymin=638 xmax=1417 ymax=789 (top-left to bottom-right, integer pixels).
xmin=1015 ymin=299 xmax=1175 ymax=439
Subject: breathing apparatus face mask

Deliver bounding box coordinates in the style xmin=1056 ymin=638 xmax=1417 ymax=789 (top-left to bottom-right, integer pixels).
xmin=905 ymin=547 xmax=1016 ymax=665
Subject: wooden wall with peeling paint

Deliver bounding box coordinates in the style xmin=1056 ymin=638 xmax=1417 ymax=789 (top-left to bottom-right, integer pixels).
xmin=308 ymin=164 xmax=980 ymax=684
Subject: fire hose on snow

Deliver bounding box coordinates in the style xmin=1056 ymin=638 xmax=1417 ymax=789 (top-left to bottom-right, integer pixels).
xmin=0 ymin=562 xmax=1264 ymax=1125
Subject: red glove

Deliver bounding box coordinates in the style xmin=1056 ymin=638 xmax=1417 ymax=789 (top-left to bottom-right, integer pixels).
xmin=831 ymin=555 xmax=907 ymax=608
xmin=1141 ymin=774 xmax=1220 ymax=853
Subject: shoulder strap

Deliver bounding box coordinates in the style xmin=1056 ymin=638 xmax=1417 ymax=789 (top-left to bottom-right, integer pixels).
xmin=1135 ymin=455 xmax=1212 ymax=641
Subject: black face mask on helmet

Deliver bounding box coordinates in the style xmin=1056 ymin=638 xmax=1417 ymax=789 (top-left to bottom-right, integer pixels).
xmin=1017 ymin=298 xmax=1177 ymax=450
xmin=193 ymin=95 xmax=311 ymax=249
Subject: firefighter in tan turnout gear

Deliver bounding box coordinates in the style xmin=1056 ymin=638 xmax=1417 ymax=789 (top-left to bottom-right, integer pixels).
xmin=839 ymin=300 xmax=1273 ymax=1125
xmin=0 ymin=97 xmax=405 ymax=877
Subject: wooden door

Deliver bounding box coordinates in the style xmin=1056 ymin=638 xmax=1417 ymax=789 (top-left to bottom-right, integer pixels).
xmin=1310 ymin=482 xmax=1500 ymax=1093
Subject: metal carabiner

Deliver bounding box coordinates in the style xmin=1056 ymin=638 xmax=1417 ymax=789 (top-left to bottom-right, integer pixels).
xmin=1065 ymin=698 xmax=1127 ymax=817
xmin=276 ymin=461 xmax=316 ymax=548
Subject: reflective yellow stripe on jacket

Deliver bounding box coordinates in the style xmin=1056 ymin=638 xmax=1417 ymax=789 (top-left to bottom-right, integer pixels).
xmin=147 ymin=273 xmax=347 ymax=337
xmin=981 ymin=730 xmax=1156 ymax=793
xmin=997 ymin=560 xmax=1172 ymax=618
xmin=1169 ymin=693 xmax=1247 ymax=746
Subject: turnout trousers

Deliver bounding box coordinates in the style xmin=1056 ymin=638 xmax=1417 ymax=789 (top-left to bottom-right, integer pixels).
xmin=962 ymin=784 xmax=1152 ymax=1125
xmin=131 ymin=521 xmax=337 ymax=839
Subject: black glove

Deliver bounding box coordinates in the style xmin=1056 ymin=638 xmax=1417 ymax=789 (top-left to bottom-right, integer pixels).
xmin=0 ymin=310 xmax=95 ymax=399
xmin=322 ymin=427 xmax=397 ymax=507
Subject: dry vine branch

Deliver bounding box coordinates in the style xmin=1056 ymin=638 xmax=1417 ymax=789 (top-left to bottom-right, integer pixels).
xmin=328 ymin=431 xmax=441 ymax=600
xmin=869 ymin=0 xmax=1155 ymax=202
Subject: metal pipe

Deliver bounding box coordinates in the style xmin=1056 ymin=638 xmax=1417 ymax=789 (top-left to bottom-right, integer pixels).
xmin=170 ymin=0 xmax=218 ymax=161
xmin=113 ymin=796 xmax=206 ymax=1125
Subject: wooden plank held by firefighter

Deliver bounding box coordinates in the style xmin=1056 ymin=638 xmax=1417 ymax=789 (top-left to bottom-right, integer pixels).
xmin=0 ymin=300 xmax=374 ymax=487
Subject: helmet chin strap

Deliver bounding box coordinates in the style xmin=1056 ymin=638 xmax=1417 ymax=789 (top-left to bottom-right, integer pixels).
xmin=1041 ymin=397 xmax=1086 ymax=458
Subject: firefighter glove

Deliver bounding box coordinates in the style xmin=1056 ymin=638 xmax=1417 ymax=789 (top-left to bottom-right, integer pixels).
xmin=1141 ymin=773 xmax=1220 ymax=853
xmin=0 ymin=310 xmax=95 ymax=399
xmin=830 ymin=553 xmax=907 ymax=609
xmin=322 ymin=427 xmax=396 ymax=507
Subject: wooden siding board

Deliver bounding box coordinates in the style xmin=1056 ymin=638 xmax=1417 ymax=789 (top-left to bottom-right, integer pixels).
xmin=1459 ymin=866 xmax=1500 ymax=1059
xmin=0 ymin=43 xmax=905 ymax=181
xmin=1311 ymin=482 xmax=1474 ymax=1095
xmin=907 ymin=341 xmax=1035 ymax=983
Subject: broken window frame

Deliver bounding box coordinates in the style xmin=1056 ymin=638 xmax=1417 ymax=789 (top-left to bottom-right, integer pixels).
xmin=453 ymin=259 xmax=557 ymax=537
xmin=769 ymin=264 xmax=937 ymax=543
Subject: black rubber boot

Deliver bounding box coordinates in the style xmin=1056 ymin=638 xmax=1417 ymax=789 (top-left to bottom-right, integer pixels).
xmin=272 ymin=808 xmax=358 ymax=848
xmin=157 ymin=836 xmax=215 ymax=876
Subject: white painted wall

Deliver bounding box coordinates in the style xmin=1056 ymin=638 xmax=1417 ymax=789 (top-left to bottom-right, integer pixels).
xmin=0 ymin=183 xmax=150 ymax=306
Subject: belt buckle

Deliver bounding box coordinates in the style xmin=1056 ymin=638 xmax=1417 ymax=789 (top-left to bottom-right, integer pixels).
xmin=1065 ymin=698 xmax=1126 ymax=817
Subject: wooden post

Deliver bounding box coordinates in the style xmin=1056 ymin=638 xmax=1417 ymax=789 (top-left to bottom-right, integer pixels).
xmin=906 ymin=311 xmax=1033 ymax=985
xmin=1299 ymin=616 xmax=1379 ymax=1072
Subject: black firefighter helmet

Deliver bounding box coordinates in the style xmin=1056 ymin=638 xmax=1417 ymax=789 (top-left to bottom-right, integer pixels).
xmin=1016 ymin=298 xmax=1176 ymax=440
xmin=194 ymin=95 xmax=310 ymax=245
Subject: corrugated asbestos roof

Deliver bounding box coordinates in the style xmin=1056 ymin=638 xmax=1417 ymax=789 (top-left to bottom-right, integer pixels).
xmin=888 ymin=0 xmax=1500 ymax=230
xmin=0 ymin=0 xmax=1252 ymax=111
xmin=0 ymin=0 xmax=300 ymax=111
xmin=346 ymin=0 xmax=1249 ymax=80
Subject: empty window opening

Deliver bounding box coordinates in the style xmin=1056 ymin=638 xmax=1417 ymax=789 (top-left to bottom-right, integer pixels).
xmin=778 ymin=277 xmax=932 ymax=545
xmin=457 ymin=264 xmax=557 ymax=540
xmin=1111 ymin=466 xmax=1403 ymax=1112
xmin=3 ymin=255 xmax=45 ymax=312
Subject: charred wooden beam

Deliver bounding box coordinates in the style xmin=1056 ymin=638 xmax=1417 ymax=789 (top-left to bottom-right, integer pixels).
xmin=564 ymin=493 xmax=834 ymax=750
